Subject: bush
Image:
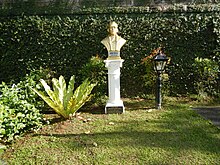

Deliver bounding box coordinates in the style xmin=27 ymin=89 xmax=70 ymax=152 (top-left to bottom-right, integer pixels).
xmin=0 ymin=82 xmax=44 ymax=143
xmin=192 ymin=57 xmax=219 ymax=98
xmin=17 ymin=68 xmax=56 ymax=111
xmin=79 ymin=56 xmax=107 ymax=105
xmin=0 ymin=68 xmax=54 ymax=143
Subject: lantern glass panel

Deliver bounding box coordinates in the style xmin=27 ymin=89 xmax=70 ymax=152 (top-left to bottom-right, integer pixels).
xmin=154 ymin=52 xmax=169 ymax=74
xmin=155 ymin=60 xmax=167 ymax=73
xmin=156 ymin=61 xmax=165 ymax=71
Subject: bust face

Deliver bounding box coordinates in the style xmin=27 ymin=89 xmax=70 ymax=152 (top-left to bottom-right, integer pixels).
xmin=108 ymin=22 xmax=118 ymax=36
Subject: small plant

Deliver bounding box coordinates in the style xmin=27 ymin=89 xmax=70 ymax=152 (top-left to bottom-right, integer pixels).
xmin=141 ymin=47 xmax=160 ymax=91
xmin=32 ymin=75 xmax=96 ymax=119
xmin=141 ymin=47 xmax=170 ymax=95
xmin=79 ymin=55 xmax=107 ymax=105
xmin=192 ymin=57 xmax=219 ymax=99
xmin=16 ymin=68 xmax=55 ymax=111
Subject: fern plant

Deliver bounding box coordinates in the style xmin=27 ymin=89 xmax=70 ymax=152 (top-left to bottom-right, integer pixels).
xmin=32 ymin=75 xmax=96 ymax=119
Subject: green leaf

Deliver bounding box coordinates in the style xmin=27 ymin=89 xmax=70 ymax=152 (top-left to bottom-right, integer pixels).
xmin=40 ymin=79 xmax=56 ymax=102
xmin=68 ymin=79 xmax=96 ymax=114
xmin=65 ymin=75 xmax=75 ymax=109
xmin=58 ymin=75 xmax=67 ymax=109
xmin=31 ymin=88 xmax=67 ymax=118
xmin=51 ymin=77 xmax=64 ymax=110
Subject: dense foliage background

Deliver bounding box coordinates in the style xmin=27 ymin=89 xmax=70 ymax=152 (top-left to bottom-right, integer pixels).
xmin=0 ymin=5 xmax=220 ymax=97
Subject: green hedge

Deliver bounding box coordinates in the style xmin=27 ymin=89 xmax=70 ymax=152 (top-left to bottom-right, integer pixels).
xmin=0 ymin=6 xmax=220 ymax=97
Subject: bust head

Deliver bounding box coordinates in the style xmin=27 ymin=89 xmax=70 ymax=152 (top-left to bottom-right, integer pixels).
xmin=107 ymin=21 xmax=119 ymax=36
xmin=101 ymin=21 xmax=126 ymax=56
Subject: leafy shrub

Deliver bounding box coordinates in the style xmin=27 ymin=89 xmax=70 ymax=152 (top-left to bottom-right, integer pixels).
xmin=33 ymin=75 xmax=96 ymax=119
xmin=0 ymin=82 xmax=43 ymax=143
xmin=0 ymin=68 xmax=54 ymax=143
xmin=79 ymin=56 xmax=107 ymax=105
xmin=15 ymin=68 xmax=55 ymax=110
xmin=141 ymin=47 xmax=171 ymax=97
xmin=141 ymin=47 xmax=161 ymax=94
xmin=192 ymin=57 xmax=219 ymax=98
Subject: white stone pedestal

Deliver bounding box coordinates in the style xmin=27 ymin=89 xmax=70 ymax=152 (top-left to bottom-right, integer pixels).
xmin=104 ymin=59 xmax=124 ymax=114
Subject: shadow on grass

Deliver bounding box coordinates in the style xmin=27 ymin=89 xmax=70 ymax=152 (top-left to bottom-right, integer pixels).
xmin=81 ymin=98 xmax=155 ymax=113
xmin=80 ymin=105 xmax=105 ymax=114
xmin=37 ymin=110 xmax=220 ymax=155
xmin=37 ymin=128 xmax=220 ymax=154
xmin=37 ymin=99 xmax=220 ymax=157
xmin=123 ymin=98 xmax=155 ymax=111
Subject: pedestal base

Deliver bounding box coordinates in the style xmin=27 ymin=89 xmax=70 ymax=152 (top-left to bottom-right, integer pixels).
xmin=105 ymin=101 xmax=125 ymax=114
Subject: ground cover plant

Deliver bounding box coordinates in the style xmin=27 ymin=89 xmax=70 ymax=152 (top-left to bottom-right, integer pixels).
xmin=1 ymin=97 xmax=219 ymax=164
xmin=0 ymin=70 xmax=51 ymax=143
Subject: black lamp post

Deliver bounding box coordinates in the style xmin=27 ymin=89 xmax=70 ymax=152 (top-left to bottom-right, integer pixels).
xmin=154 ymin=51 xmax=168 ymax=109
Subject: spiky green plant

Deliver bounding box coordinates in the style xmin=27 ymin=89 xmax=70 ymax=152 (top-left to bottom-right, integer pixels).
xmin=32 ymin=75 xmax=96 ymax=119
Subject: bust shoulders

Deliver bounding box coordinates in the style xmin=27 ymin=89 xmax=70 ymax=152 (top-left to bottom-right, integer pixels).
xmin=101 ymin=35 xmax=126 ymax=52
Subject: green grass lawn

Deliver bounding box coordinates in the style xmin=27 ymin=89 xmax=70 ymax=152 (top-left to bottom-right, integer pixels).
xmin=1 ymin=97 xmax=220 ymax=165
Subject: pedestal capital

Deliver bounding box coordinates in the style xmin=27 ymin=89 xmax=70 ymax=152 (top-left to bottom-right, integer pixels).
xmin=104 ymin=59 xmax=124 ymax=75
xmin=104 ymin=59 xmax=124 ymax=68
